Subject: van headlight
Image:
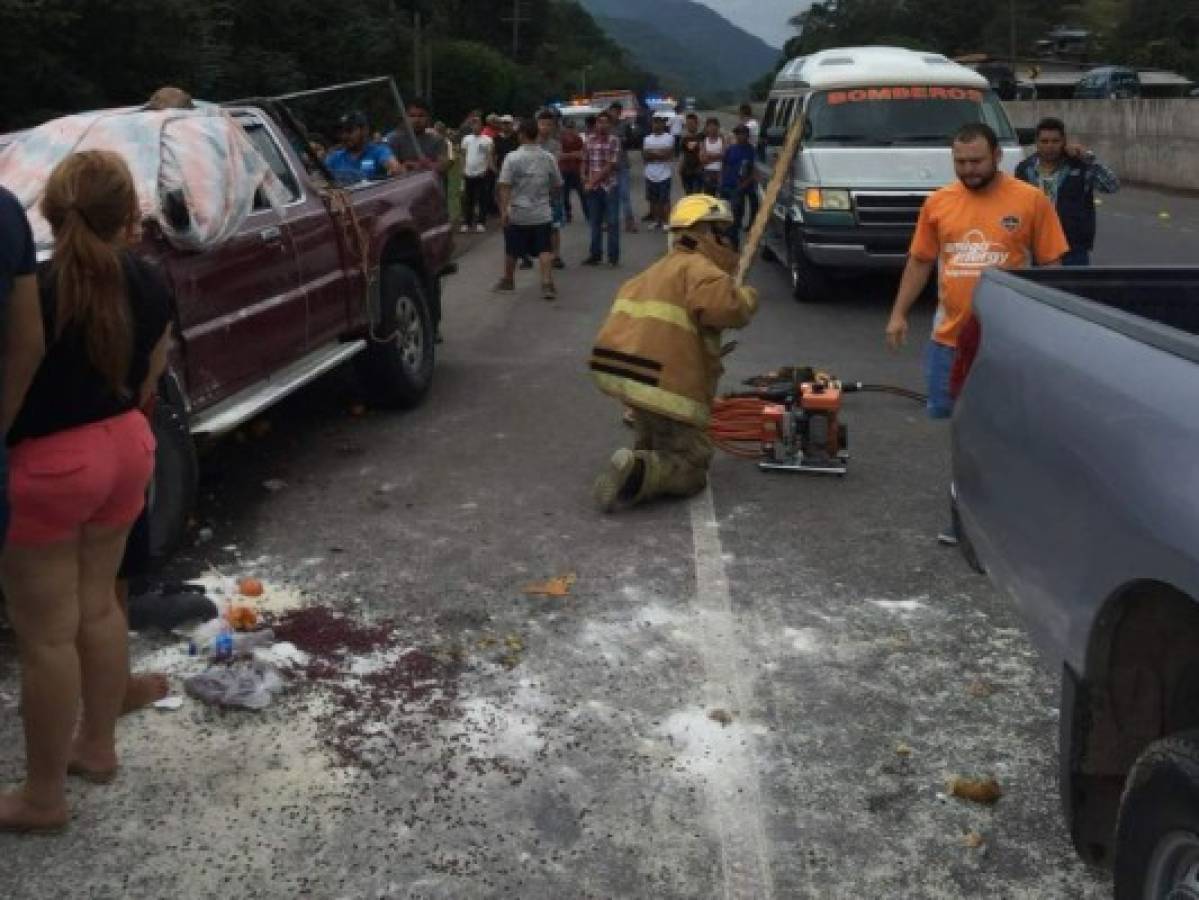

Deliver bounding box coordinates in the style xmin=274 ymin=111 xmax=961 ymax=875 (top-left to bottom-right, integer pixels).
xmin=803 ymin=188 xmax=852 ymax=211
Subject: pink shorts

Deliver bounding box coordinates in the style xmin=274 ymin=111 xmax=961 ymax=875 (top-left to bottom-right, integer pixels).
xmin=6 ymin=409 xmax=156 ymax=546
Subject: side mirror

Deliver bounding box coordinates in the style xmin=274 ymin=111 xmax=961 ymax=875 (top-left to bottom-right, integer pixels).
xmin=1016 ymin=127 xmax=1037 ymax=146
xmin=163 ymin=189 xmax=191 ymax=231
xmin=766 ymin=126 xmax=786 ymax=147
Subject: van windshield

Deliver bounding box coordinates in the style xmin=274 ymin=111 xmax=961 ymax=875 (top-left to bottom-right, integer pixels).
xmin=804 ymin=86 xmax=1015 ymax=146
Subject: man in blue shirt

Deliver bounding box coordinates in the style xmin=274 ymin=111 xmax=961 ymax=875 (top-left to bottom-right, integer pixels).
xmin=325 ymin=111 xmax=400 ymax=183
xmin=720 ymin=125 xmax=757 ymax=250
xmin=0 ymin=186 xmax=40 ymax=547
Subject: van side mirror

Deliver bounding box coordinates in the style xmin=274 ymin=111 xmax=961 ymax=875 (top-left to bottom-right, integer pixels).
xmin=765 ymin=127 xmax=786 ymax=147
xmin=1016 ymin=127 xmax=1037 ymax=146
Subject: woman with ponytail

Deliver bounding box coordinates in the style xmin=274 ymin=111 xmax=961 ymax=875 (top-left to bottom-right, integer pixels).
xmin=1 ymin=150 xmax=171 ymax=832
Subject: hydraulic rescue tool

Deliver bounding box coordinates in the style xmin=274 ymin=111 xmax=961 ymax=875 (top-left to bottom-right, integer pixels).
xmin=708 ymin=367 xmax=927 ymax=476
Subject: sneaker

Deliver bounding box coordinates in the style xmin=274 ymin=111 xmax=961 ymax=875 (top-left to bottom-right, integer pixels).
xmin=542 ymin=282 xmax=557 ymax=301
xmin=552 ymin=257 xmax=565 ymax=270
xmin=608 ymin=260 xmax=620 ymax=268
xmin=459 ymin=224 xmax=469 ymax=234
xmin=475 ymin=223 xmax=486 ymax=233
xmin=519 ymin=257 xmax=534 ymax=270
xmin=581 ymin=256 xmax=602 ymax=266
xmin=491 ymin=278 xmax=515 ymax=292
xmin=593 ymin=448 xmax=638 ymax=513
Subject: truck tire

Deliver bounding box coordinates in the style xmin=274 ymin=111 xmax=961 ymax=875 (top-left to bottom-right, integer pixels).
xmin=787 ymin=230 xmax=831 ymax=303
xmin=147 ymin=389 xmax=198 ymax=562
xmin=1113 ymin=730 xmax=1199 ymax=900
xmin=355 ymin=263 xmax=434 ymax=408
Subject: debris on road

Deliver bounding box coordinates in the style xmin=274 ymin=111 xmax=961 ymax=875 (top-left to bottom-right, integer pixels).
xmin=966 ymin=678 xmax=995 ymax=698
xmin=262 ymin=478 xmax=288 ymax=492
xmin=708 ymin=708 xmax=735 ymax=727
xmin=184 ymin=661 xmax=285 ymax=710
xmin=238 ymin=576 xmax=265 ymax=597
xmin=152 ymin=695 xmax=184 ymax=711
xmin=895 ymin=742 xmax=913 ymax=757
xmin=523 ymin=573 xmax=577 ymax=598
xmin=274 ymin=605 xmax=395 ymax=658
xmin=948 ymin=775 xmax=1003 ymax=805
xmin=963 ymin=831 xmax=986 ymax=849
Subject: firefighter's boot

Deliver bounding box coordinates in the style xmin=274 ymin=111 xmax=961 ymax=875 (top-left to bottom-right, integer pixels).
xmin=593 ymin=448 xmax=645 ymax=513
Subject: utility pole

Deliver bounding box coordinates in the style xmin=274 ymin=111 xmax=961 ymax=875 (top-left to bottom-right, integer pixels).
xmin=413 ymin=10 xmax=422 ymax=97
xmin=501 ymin=0 xmax=529 ymax=58
xmin=1009 ymin=0 xmax=1017 ymax=72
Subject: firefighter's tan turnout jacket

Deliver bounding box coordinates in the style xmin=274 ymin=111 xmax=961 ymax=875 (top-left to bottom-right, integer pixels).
xmin=588 ymin=240 xmax=758 ymax=428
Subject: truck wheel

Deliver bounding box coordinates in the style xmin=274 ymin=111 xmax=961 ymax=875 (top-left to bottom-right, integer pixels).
xmin=787 ymin=231 xmax=831 ymax=303
xmin=356 ymin=263 xmax=434 ymax=408
xmin=1113 ymin=730 xmax=1199 ymax=900
xmin=147 ymin=390 xmax=198 ymax=562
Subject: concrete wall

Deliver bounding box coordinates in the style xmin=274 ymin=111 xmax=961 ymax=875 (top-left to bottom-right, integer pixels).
xmin=1004 ymin=99 xmax=1199 ymax=192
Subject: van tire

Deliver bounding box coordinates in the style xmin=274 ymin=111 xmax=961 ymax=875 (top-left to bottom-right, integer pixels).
xmin=355 ymin=263 xmax=435 ymax=409
xmin=787 ymin=232 xmax=831 ymax=303
xmin=147 ymin=389 xmax=198 ymax=562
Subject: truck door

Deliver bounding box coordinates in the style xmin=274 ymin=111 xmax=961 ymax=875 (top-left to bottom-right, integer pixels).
xmin=166 ymin=118 xmax=306 ymax=409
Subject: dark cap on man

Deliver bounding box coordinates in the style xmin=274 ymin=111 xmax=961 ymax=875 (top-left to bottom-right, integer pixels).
xmin=339 ymin=111 xmax=369 ymax=130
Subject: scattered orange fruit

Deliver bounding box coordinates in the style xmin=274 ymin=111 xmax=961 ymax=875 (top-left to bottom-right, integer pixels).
xmin=238 ymin=577 xmax=265 ymax=597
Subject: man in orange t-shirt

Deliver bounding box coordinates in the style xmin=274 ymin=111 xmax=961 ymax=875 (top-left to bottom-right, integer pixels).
xmin=886 ymin=122 xmax=1068 ymax=417
xmin=885 ymin=122 xmax=1068 ymax=543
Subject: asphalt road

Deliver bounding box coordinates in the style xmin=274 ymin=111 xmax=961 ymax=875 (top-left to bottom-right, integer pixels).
xmin=2 ymin=181 xmax=1191 ymax=899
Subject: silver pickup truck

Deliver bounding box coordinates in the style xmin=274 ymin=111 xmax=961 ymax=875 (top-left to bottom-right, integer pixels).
xmin=952 ymin=267 xmax=1199 ymax=899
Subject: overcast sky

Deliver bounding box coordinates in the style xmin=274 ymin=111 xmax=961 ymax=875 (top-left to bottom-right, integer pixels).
xmin=692 ymin=0 xmax=804 ymax=50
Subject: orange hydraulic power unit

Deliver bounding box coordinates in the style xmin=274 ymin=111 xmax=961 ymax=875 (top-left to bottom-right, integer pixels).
xmin=710 ymin=370 xmax=849 ymax=475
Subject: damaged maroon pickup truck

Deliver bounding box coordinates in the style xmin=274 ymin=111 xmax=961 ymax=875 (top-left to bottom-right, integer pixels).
xmin=141 ymin=84 xmax=452 ymax=556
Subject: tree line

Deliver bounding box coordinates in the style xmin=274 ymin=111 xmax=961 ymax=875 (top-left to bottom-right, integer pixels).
xmin=750 ymin=0 xmax=1197 ymax=96
xmin=0 ymin=0 xmax=659 ymax=132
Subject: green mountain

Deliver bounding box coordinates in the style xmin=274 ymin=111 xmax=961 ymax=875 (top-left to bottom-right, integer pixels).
xmin=579 ymin=0 xmax=781 ymax=94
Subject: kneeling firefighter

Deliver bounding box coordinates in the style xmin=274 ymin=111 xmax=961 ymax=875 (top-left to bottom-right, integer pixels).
xmin=589 ymin=194 xmax=759 ymax=512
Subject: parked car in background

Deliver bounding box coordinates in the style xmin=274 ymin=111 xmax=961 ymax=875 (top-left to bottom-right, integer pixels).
xmin=1074 ymin=66 xmax=1142 ymax=99
xmin=953 ymin=266 xmax=1199 ymax=900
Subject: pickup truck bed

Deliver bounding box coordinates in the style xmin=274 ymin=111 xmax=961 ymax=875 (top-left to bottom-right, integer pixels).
xmin=953 ymin=266 xmax=1199 ymax=890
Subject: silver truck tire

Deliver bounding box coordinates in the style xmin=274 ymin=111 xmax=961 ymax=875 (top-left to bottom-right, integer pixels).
xmin=1113 ymin=730 xmax=1199 ymax=899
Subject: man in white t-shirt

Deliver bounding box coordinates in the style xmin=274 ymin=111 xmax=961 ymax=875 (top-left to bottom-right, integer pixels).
xmin=459 ymin=117 xmax=494 ymax=233
xmin=738 ymin=103 xmax=760 ymax=148
xmin=641 ymin=115 xmax=676 ymax=230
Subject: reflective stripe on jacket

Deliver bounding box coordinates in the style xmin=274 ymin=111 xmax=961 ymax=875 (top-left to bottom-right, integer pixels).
xmin=588 ymin=244 xmax=757 ymax=427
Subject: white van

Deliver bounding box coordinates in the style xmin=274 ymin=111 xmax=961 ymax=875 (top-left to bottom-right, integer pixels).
xmin=757 ymin=46 xmax=1029 ymax=301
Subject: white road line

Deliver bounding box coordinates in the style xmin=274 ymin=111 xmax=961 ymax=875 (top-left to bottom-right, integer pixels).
xmin=689 ymin=486 xmax=775 ymax=900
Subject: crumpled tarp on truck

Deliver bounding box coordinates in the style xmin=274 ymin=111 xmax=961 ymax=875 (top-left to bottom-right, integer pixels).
xmin=0 ymin=104 xmax=289 ymax=253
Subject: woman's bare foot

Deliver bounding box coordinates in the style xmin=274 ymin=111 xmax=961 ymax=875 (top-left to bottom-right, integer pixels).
xmin=121 ymin=672 xmax=170 ymax=715
xmin=67 ymin=738 xmax=118 ymax=784
xmin=0 ymin=788 xmax=69 ymax=833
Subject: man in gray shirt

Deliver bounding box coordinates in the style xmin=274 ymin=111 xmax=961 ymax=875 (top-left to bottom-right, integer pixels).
xmin=387 ymin=97 xmax=450 ymax=181
xmin=495 ymin=118 xmax=563 ymax=299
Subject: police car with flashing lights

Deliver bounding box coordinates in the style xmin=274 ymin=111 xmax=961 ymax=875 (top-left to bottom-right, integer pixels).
xmin=758 ymin=45 xmax=1029 ymax=302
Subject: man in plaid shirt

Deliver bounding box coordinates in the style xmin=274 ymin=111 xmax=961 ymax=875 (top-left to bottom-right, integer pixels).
xmin=582 ymin=111 xmax=622 ymax=266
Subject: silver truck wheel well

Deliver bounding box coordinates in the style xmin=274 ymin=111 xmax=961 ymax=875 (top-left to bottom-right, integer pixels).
xmin=1083 ymin=581 xmax=1199 ymax=777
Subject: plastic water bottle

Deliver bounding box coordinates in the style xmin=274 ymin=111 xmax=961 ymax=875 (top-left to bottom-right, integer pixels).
xmin=231 ymin=629 xmax=276 ymax=658
xmin=213 ymin=627 xmax=234 ymax=661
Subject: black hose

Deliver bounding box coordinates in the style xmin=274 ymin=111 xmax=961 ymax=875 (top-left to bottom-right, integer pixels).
xmin=844 ymin=382 xmax=928 ymax=404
